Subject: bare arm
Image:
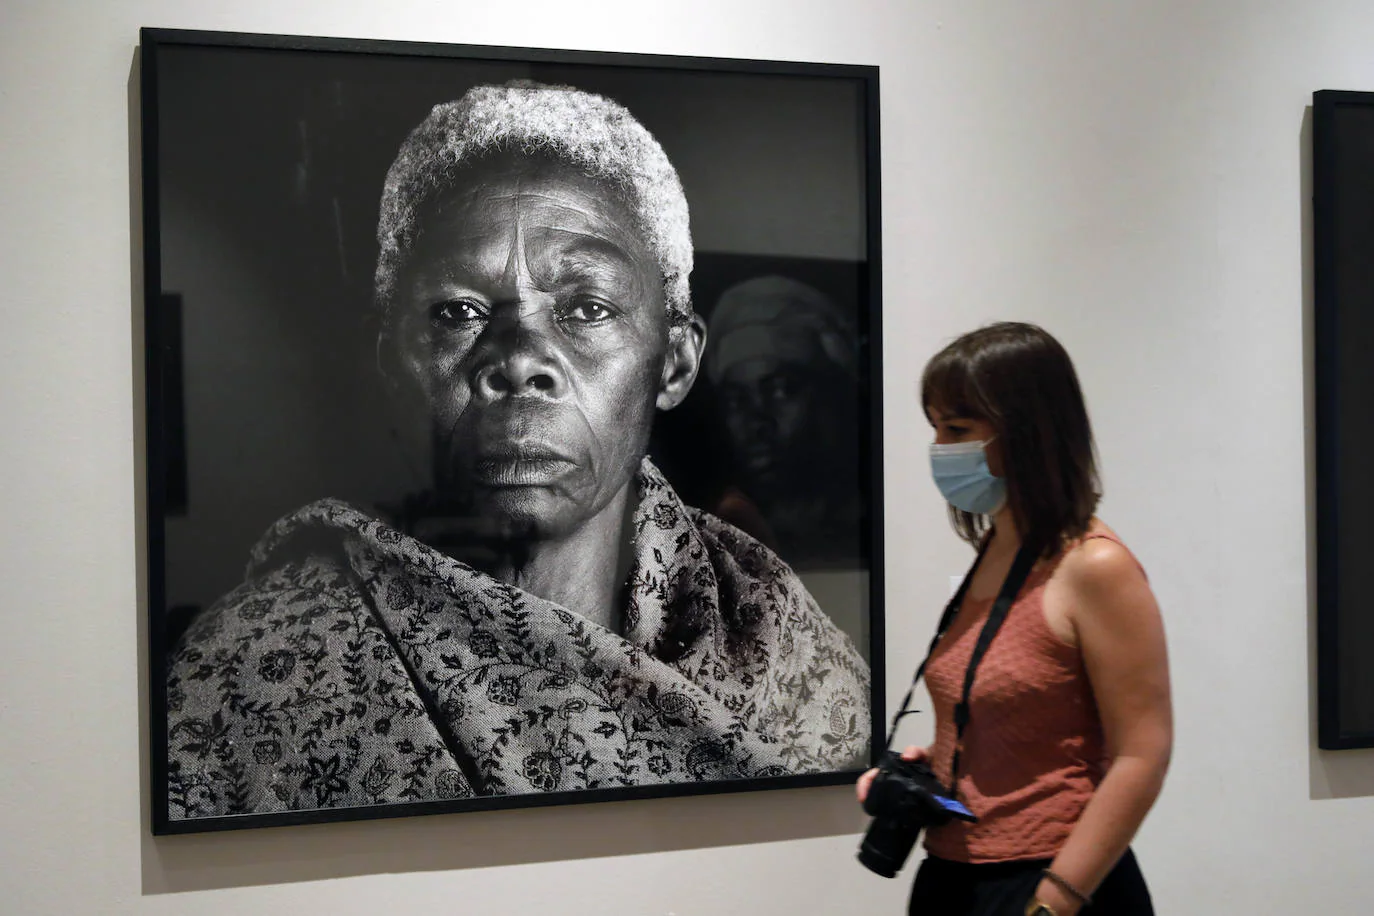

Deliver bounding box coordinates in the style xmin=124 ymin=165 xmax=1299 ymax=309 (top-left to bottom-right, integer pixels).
xmin=1032 ymin=539 xmax=1173 ymax=914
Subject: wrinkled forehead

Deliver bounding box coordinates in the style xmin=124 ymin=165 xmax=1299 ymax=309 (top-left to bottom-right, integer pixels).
xmin=410 ymin=151 xmax=644 ymax=241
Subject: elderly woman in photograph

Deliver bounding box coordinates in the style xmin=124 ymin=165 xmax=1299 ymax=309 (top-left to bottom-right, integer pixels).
xmin=165 ymin=81 xmax=870 ymax=817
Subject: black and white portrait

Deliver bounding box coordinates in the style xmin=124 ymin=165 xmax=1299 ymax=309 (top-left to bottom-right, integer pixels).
xmin=144 ymin=31 xmax=880 ymax=831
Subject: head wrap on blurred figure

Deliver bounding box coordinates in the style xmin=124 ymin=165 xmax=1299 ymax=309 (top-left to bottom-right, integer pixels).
xmin=705 ymin=276 xmax=858 ymax=386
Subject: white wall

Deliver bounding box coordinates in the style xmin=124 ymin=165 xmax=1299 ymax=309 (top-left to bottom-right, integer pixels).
xmin=4 ymin=0 xmax=1373 ymax=913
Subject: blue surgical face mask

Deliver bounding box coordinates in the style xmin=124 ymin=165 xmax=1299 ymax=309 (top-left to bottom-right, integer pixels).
xmin=930 ymin=438 xmax=1007 ymax=515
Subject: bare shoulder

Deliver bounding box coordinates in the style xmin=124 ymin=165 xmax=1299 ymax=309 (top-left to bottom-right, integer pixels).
xmin=1055 ymin=521 xmax=1160 ymax=642
xmin=1059 ymin=522 xmax=1144 ymax=590
xmin=1042 ymin=522 xmax=1140 ymax=644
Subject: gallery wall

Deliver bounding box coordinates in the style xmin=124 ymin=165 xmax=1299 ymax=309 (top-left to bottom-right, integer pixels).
xmin=3 ymin=0 xmax=1374 ymax=913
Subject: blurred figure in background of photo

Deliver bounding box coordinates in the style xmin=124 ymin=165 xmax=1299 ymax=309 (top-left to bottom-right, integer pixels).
xmin=705 ymin=275 xmax=865 ymax=569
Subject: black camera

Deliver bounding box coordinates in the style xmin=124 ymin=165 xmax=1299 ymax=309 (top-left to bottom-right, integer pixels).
xmin=857 ymin=751 xmax=978 ymax=878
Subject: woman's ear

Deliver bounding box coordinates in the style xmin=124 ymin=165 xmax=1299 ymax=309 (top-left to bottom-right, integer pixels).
xmin=657 ymin=313 xmax=705 ymax=411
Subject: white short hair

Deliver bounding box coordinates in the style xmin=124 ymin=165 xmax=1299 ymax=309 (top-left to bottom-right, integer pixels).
xmin=374 ymin=81 xmax=694 ymax=325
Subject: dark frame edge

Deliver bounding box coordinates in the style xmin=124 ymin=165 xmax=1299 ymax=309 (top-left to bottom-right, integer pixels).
xmin=135 ymin=26 xmax=879 ymax=80
xmin=1312 ymin=89 xmax=1374 ymax=750
xmin=864 ymin=68 xmax=886 ymax=768
xmin=136 ymin=26 xmax=887 ymax=834
xmin=138 ymin=29 xmax=178 ymax=834
xmin=154 ymin=767 xmax=867 ymax=835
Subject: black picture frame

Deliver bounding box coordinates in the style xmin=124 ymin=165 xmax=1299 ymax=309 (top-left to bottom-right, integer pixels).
xmin=1314 ymin=89 xmax=1374 ymax=750
xmin=140 ymin=27 xmax=884 ymax=834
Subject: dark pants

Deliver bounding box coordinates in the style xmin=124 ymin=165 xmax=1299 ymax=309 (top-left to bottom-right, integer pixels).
xmin=909 ymin=848 xmax=1153 ymax=915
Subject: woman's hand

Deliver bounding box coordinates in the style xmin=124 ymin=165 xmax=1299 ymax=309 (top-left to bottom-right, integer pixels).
xmin=855 ymin=745 xmax=928 ymax=804
xmin=1029 ymin=878 xmax=1082 ymax=916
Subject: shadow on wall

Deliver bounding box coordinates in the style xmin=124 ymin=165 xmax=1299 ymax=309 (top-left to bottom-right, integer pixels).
xmin=140 ymin=785 xmax=867 ymax=894
xmin=1301 ymin=105 xmax=1374 ymax=800
xmin=126 ymin=50 xmax=869 ymax=895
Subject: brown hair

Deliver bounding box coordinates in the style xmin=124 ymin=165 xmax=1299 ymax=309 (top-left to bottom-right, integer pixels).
xmin=920 ymin=322 xmax=1101 ymax=558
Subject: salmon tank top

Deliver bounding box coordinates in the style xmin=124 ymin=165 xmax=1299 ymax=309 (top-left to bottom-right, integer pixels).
xmin=922 ymin=532 xmax=1139 ymax=863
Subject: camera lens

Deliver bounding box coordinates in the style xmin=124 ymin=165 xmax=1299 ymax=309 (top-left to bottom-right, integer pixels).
xmin=856 ymin=815 xmax=920 ymax=878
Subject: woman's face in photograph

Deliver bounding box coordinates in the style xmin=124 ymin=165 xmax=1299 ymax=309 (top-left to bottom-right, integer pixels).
xmin=388 ymin=154 xmax=693 ymax=540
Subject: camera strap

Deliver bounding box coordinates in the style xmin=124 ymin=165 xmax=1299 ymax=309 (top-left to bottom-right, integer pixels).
xmin=881 ymin=535 xmax=1040 ymax=797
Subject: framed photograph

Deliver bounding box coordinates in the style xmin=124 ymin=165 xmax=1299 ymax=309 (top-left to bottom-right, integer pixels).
xmin=1314 ymin=90 xmax=1374 ymax=750
xmin=140 ymin=27 xmax=883 ymax=833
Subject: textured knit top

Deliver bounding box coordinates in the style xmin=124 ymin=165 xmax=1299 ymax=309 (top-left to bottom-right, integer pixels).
xmin=923 ymin=531 xmax=1139 ymax=863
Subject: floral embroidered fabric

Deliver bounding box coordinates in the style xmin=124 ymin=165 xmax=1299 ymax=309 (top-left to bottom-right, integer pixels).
xmin=166 ymin=459 xmax=870 ymax=818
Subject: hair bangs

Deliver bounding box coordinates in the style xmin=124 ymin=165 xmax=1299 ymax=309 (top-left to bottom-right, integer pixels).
xmin=921 ymin=321 xmax=1100 ymax=558
xmin=921 ymin=344 xmax=994 ymax=422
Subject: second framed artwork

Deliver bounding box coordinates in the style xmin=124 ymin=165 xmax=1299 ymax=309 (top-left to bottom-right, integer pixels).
xmin=140 ymin=27 xmax=883 ymax=833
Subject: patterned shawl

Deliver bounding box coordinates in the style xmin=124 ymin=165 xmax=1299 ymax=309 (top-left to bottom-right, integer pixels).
xmin=166 ymin=459 xmax=870 ymax=819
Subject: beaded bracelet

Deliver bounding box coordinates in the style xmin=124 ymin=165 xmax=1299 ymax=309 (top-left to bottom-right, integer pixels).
xmin=1041 ymin=869 xmax=1093 ymax=907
